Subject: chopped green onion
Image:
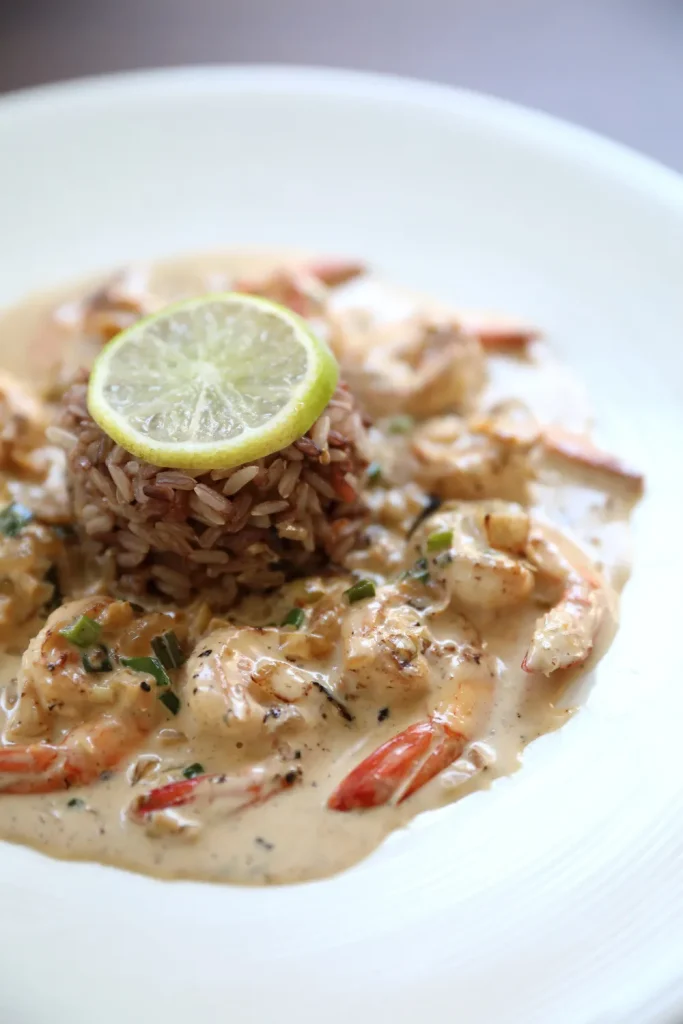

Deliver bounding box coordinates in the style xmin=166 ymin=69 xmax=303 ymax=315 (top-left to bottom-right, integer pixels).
xmin=120 ymin=655 xmax=170 ymax=687
xmin=182 ymin=763 xmax=205 ymax=779
xmin=82 ymin=645 xmax=112 ymax=673
xmin=344 ymin=578 xmax=376 ymax=604
xmin=281 ymin=607 xmax=305 ymax=629
xmin=0 ymin=502 xmax=33 ymax=537
xmin=159 ymin=690 xmax=181 ymax=715
xmin=151 ymin=630 xmax=186 ymax=670
xmin=401 ymin=557 xmax=430 ymax=584
xmin=60 ymin=615 xmax=102 ymax=648
xmin=427 ymin=529 xmax=453 ymax=553
xmin=366 ymin=462 xmax=382 ymax=484
xmin=387 ymin=415 xmax=414 ymax=435
xmin=67 ymin=797 xmax=85 ymax=809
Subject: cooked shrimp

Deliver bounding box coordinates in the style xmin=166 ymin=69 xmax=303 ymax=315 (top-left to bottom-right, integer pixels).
xmin=411 ymin=401 xmax=538 ymax=501
xmin=235 ymin=259 xmax=365 ymax=318
xmin=0 ymin=521 xmax=66 ymax=652
xmin=543 ymin=427 xmax=644 ymax=494
xmin=328 ymin=673 xmax=495 ymax=810
xmin=0 ymin=708 xmax=156 ymax=794
xmin=341 ymin=587 xmax=434 ymax=699
xmin=182 ymin=625 xmax=321 ymax=745
xmin=522 ymin=529 xmax=605 ymax=675
xmin=131 ymin=757 xmax=302 ymax=818
xmin=54 ymin=266 xmax=160 ymax=345
xmin=0 ymin=597 xmax=186 ymax=791
xmin=0 ymin=370 xmax=50 ymax=477
xmin=414 ymin=500 xmax=535 ymax=610
xmin=330 ymin=314 xmax=486 ymax=419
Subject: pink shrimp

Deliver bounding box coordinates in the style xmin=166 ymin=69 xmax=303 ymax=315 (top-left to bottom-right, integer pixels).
xmin=132 ymin=759 xmax=301 ymax=818
xmin=543 ymin=427 xmax=644 ymax=493
xmin=0 ymin=710 xmax=154 ymax=794
xmin=328 ymin=677 xmax=493 ymax=811
xmin=0 ymin=597 xmax=182 ymax=793
xmin=522 ymin=530 xmax=604 ymax=676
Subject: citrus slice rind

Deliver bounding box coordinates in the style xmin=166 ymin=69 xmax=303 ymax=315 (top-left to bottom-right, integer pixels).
xmin=87 ymin=292 xmax=339 ymax=471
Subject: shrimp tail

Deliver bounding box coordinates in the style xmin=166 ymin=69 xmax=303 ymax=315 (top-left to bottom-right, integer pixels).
xmin=305 ymin=259 xmax=366 ymax=287
xmin=474 ymin=325 xmax=539 ymax=352
xmin=328 ymin=716 xmax=466 ymax=811
xmin=133 ymin=765 xmax=302 ymax=818
xmin=0 ymin=744 xmax=61 ymax=793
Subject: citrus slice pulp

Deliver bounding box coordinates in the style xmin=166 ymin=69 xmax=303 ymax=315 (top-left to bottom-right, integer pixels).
xmin=87 ymin=293 xmax=339 ymax=471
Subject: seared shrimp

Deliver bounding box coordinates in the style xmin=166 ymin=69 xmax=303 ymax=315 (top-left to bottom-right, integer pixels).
xmin=341 ymin=587 xmax=434 ymax=699
xmin=522 ymin=529 xmax=605 ymax=675
xmin=54 ymin=266 xmax=160 ymax=344
xmin=0 ymin=371 xmax=51 ymax=477
xmin=414 ymin=500 xmax=535 ymax=610
xmin=329 ymin=671 xmax=495 ymax=810
xmin=411 ymin=401 xmax=539 ymax=501
xmin=182 ymin=624 xmax=327 ymax=746
xmin=0 ymin=597 xmax=187 ymax=792
xmin=330 ymin=314 xmax=486 ymax=419
xmin=0 ymin=520 xmax=66 ymax=652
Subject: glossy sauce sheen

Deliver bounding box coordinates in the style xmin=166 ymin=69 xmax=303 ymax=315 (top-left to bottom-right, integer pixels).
xmin=0 ymin=252 xmax=636 ymax=884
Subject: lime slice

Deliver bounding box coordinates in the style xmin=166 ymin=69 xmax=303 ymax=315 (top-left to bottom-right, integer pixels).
xmin=87 ymin=293 xmax=339 ymax=471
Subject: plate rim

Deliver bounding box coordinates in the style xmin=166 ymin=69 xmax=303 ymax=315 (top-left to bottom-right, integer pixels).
xmin=0 ymin=63 xmax=682 ymax=1024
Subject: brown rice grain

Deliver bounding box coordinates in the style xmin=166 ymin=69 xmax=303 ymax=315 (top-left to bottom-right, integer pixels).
xmin=221 ymin=465 xmax=259 ymax=495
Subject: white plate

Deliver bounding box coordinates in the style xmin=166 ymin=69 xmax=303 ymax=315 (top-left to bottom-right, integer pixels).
xmin=0 ymin=66 xmax=682 ymax=1024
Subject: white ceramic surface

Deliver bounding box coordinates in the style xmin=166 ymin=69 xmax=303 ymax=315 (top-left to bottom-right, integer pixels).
xmin=0 ymin=66 xmax=682 ymax=1024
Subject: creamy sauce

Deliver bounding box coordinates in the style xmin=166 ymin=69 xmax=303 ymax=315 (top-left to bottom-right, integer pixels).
xmin=0 ymin=251 xmax=640 ymax=884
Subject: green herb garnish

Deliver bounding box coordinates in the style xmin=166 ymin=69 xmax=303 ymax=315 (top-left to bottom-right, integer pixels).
xmin=182 ymin=763 xmax=205 ymax=779
xmin=344 ymin=579 xmax=376 ymax=604
xmin=159 ymin=690 xmax=181 ymax=715
xmin=120 ymin=655 xmax=170 ymax=687
xmin=60 ymin=615 xmax=102 ymax=648
xmin=0 ymin=502 xmax=33 ymax=537
xmin=426 ymin=529 xmax=453 ymax=553
xmin=151 ymin=630 xmax=186 ymax=670
xmin=387 ymin=415 xmax=414 ymax=435
xmin=81 ymin=645 xmax=112 ymax=673
xmin=67 ymin=797 xmax=85 ymax=809
xmin=281 ymin=607 xmax=305 ymax=629
xmin=401 ymin=557 xmax=430 ymax=584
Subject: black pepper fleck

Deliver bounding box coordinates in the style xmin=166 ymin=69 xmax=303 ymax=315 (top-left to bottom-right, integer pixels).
xmin=198 ymin=649 xmax=212 ymax=658
xmin=378 ymin=707 xmax=390 ymax=722
xmin=140 ymin=680 xmax=151 ymax=692
xmin=255 ymin=836 xmax=274 ymax=851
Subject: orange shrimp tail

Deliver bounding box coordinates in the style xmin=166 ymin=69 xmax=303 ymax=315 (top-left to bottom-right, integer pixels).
xmin=400 ymin=724 xmax=466 ymax=802
xmin=0 ymin=745 xmax=60 ymax=793
xmin=328 ymin=718 xmax=464 ymax=811
xmin=475 ymin=325 xmax=539 ymax=352
xmin=133 ymin=767 xmax=301 ymax=818
xmin=135 ymin=776 xmax=206 ymax=815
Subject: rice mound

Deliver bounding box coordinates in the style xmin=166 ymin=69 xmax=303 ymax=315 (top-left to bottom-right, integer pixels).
xmin=55 ymin=372 xmax=369 ymax=606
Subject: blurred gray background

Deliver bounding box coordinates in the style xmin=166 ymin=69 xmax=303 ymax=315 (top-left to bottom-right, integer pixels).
xmin=0 ymin=0 xmax=682 ymax=170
